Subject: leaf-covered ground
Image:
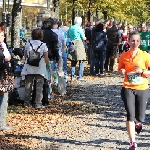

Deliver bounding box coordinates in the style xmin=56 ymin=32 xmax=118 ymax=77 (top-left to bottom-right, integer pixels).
xmin=1 ymin=62 xmax=150 ymax=150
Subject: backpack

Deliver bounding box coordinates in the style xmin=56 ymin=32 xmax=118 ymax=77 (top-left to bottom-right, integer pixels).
xmin=27 ymin=41 xmax=43 ymax=67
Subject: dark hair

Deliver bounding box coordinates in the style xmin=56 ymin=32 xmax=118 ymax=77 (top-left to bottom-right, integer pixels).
xmin=129 ymin=31 xmax=140 ymax=40
xmin=0 ymin=27 xmax=4 ymax=33
xmin=63 ymin=21 xmax=68 ymax=26
xmin=95 ymin=23 xmax=104 ymax=32
xmin=53 ymin=18 xmax=59 ymax=25
xmin=122 ymin=25 xmax=127 ymax=30
xmin=43 ymin=17 xmax=54 ymax=29
xmin=32 ymin=28 xmax=43 ymax=40
xmin=0 ymin=22 xmax=7 ymax=26
xmin=58 ymin=20 xmax=62 ymax=27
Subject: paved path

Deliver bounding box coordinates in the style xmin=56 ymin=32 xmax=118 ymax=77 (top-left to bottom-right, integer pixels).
xmin=33 ymin=73 xmax=150 ymax=150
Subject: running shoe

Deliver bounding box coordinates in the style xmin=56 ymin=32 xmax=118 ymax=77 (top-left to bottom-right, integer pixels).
xmin=135 ymin=123 xmax=142 ymax=134
xmin=129 ymin=142 xmax=137 ymax=150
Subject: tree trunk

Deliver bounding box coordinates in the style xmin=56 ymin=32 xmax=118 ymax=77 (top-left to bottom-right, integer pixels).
xmin=11 ymin=0 xmax=22 ymax=48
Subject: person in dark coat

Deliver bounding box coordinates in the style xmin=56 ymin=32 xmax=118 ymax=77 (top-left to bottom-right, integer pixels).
xmin=104 ymin=21 xmax=122 ymax=72
xmin=41 ymin=18 xmax=59 ymax=63
xmin=92 ymin=23 xmax=107 ymax=76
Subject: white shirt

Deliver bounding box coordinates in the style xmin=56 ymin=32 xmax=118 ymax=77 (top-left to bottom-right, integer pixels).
xmin=25 ymin=40 xmax=48 ymax=57
xmin=61 ymin=26 xmax=69 ymax=32
xmin=21 ymin=40 xmax=48 ymax=78
xmin=52 ymin=29 xmax=65 ymax=56
xmin=2 ymin=42 xmax=10 ymax=59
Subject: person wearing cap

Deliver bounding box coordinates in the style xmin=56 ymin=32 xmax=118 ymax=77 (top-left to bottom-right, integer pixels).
xmin=68 ymin=17 xmax=86 ymax=81
xmin=104 ymin=21 xmax=122 ymax=72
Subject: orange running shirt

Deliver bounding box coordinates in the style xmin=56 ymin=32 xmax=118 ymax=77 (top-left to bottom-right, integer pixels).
xmin=118 ymin=49 xmax=150 ymax=90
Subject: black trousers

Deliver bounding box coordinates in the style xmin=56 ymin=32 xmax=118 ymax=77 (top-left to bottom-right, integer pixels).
xmin=121 ymin=87 xmax=149 ymax=122
xmin=31 ymin=79 xmax=49 ymax=106
xmin=104 ymin=44 xmax=118 ymax=71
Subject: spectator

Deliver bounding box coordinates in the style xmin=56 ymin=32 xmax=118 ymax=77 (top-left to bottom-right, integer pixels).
xmin=128 ymin=24 xmax=134 ymax=33
xmin=119 ymin=25 xmax=130 ymax=54
xmin=92 ymin=23 xmax=107 ymax=76
xmin=68 ymin=17 xmax=86 ymax=81
xmin=0 ymin=22 xmax=8 ymax=48
xmin=61 ymin=21 xmax=69 ymax=33
xmin=85 ymin=22 xmax=93 ymax=65
xmin=104 ymin=21 xmax=121 ymax=72
xmin=21 ymin=28 xmax=49 ymax=108
xmin=58 ymin=20 xmax=69 ymax=82
xmin=52 ymin=19 xmax=66 ymax=59
xmin=139 ymin=23 xmax=150 ymax=53
xmin=41 ymin=18 xmax=59 ymax=98
xmin=41 ymin=17 xmax=59 ymax=67
xmin=0 ymin=27 xmax=12 ymax=133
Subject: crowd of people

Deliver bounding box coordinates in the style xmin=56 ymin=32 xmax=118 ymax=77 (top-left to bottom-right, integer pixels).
xmin=0 ymin=16 xmax=150 ymax=149
xmin=85 ymin=19 xmax=150 ymax=77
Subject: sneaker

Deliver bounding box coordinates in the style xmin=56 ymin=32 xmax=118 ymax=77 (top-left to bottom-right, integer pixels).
xmin=129 ymin=142 xmax=137 ymax=150
xmin=48 ymin=95 xmax=51 ymax=99
xmin=100 ymin=73 xmax=105 ymax=76
xmin=78 ymin=77 xmax=85 ymax=81
xmin=135 ymin=123 xmax=142 ymax=134
xmin=0 ymin=125 xmax=13 ymax=131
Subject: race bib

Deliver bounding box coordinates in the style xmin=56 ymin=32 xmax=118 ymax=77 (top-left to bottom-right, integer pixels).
xmin=127 ymin=72 xmax=143 ymax=85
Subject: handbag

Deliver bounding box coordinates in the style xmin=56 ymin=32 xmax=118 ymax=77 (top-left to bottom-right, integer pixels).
xmin=68 ymin=41 xmax=75 ymax=52
xmin=0 ymin=71 xmax=14 ymax=92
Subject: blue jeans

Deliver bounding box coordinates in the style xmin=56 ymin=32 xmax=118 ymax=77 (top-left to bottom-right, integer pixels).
xmin=47 ymin=61 xmax=57 ymax=98
xmin=90 ymin=50 xmax=95 ymax=75
xmin=94 ymin=50 xmax=106 ymax=74
xmin=63 ymin=56 xmax=68 ymax=81
xmin=0 ymin=93 xmax=8 ymax=127
xmin=71 ymin=60 xmax=85 ymax=79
